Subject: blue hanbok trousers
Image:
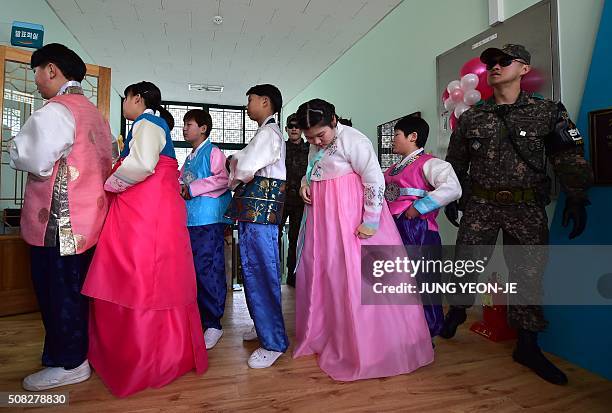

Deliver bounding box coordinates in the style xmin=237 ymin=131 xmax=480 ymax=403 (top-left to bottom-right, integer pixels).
xmin=30 ymin=245 xmax=94 ymax=369
xmin=188 ymin=223 xmax=227 ymax=330
xmin=238 ymin=222 xmax=289 ymax=352
xmin=394 ymin=215 xmax=444 ymax=338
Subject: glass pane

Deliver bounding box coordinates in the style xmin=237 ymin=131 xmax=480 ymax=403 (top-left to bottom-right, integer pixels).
xmin=223 ymin=129 xmax=241 ymax=144
xmin=81 ymin=74 xmax=98 ymax=106
xmin=223 ymin=109 xmax=243 ymax=130
xmin=210 ymin=109 xmax=224 ymax=129
xmin=210 ymin=128 xmax=223 ymax=143
xmin=1 ymin=60 xmax=44 ymax=215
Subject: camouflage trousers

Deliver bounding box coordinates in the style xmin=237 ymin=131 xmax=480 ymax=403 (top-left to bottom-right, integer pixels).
xmin=448 ymin=198 xmax=549 ymax=332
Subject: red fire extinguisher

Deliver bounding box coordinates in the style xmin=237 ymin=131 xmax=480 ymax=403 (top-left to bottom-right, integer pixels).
xmin=470 ymin=272 xmax=517 ymax=342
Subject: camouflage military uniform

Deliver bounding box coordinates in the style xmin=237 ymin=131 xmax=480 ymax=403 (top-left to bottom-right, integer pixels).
xmin=279 ymin=140 xmax=309 ymax=279
xmin=445 ymin=91 xmax=593 ymax=331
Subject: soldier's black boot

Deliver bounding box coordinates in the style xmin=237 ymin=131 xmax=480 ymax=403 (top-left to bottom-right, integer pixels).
xmin=512 ymin=329 xmax=568 ymax=385
xmin=439 ymin=306 xmax=467 ymax=339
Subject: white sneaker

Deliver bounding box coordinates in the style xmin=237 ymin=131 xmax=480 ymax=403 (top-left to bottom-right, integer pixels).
xmin=242 ymin=325 xmax=258 ymax=341
xmin=22 ymin=360 xmax=91 ymax=391
xmin=247 ymin=347 xmax=283 ymax=369
xmin=204 ymin=328 xmax=223 ymax=349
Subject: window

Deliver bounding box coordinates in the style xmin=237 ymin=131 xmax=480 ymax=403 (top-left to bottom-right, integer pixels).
xmin=121 ymin=101 xmax=262 ymax=169
xmin=377 ymin=112 xmax=421 ymax=171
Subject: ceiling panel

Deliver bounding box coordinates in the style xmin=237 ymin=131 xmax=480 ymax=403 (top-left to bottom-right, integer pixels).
xmin=46 ymin=0 xmax=403 ymax=105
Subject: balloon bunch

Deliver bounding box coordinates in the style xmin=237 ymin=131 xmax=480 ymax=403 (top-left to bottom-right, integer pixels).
xmin=442 ymin=57 xmax=494 ymax=130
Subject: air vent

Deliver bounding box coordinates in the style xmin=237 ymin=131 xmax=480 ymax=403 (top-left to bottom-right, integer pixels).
xmin=188 ymin=84 xmax=224 ymax=92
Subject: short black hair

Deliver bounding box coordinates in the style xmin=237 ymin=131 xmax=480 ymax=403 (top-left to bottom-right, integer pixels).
xmin=246 ymin=84 xmax=282 ymax=114
xmin=30 ymin=43 xmax=86 ymax=82
xmin=394 ymin=116 xmax=429 ymax=148
xmin=184 ymin=109 xmax=212 ymax=137
xmin=295 ymin=99 xmax=336 ymax=130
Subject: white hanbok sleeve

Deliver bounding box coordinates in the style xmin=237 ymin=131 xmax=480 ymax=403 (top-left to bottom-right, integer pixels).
xmin=346 ymin=136 xmax=385 ymax=230
xmin=229 ymin=127 xmax=281 ymax=189
xmin=412 ymin=158 xmax=462 ymax=215
xmin=8 ymin=102 xmax=75 ymax=179
xmin=104 ymin=118 xmax=165 ymax=192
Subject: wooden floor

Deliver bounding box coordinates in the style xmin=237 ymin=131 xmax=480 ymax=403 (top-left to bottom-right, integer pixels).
xmin=1 ymin=287 xmax=611 ymax=412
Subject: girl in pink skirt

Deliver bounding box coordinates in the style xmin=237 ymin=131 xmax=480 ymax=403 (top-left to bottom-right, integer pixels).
xmin=293 ymin=99 xmax=434 ymax=381
xmin=82 ymin=81 xmax=207 ymax=397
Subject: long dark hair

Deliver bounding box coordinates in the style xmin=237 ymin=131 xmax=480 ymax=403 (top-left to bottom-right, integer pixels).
xmin=295 ymin=99 xmax=336 ymax=130
xmin=124 ymin=81 xmax=174 ymax=130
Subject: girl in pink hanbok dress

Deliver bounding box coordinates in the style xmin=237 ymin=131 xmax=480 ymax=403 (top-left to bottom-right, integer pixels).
xmin=293 ymin=99 xmax=434 ymax=381
xmin=82 ymin=81 xmax=207 ymax=397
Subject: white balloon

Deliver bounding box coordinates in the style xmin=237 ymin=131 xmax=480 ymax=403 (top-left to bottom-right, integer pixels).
xmin=460 ymin=73 xmax=479 ymax=91
xmin=454 ymin=102 xmax=470 ymax=118
xmin=447 ymin=80 xmax=461 ymax=93
xmin=444 ymin=97 xmax=456 ymax=111
xmin=463 ymin=89 xmax=482 ymax=106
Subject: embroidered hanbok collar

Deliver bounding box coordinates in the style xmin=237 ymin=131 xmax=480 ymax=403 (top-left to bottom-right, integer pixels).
xmin=390 ymin=148 xmax=424 ymax=176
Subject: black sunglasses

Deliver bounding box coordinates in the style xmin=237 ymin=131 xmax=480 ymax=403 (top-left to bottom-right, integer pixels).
xmin=485 ymin=56 xmax=526 ymax=70
xmin=287 ymin=123 xmax=300 ymax=129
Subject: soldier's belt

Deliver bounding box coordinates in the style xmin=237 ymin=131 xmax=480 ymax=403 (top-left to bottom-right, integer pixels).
xmin=472 ymin=184 xmax=535 ymax=205
xmin=384 ymin=183 xmax=428 ymax=202
xmin=224 ymin=176 xmax=286 ymax=225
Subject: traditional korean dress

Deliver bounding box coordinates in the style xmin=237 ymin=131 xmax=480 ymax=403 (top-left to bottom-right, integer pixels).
xmin=9 ymin=81 xmax=113 ymax=371
xmin=82 ymin=109 xmax=207 ymax=397
xmin=293 ymin=123 xmax=434 ymax=381
xmin=180 ymin=138 xmax=232 ymax=332
xmin=224 ymin=115 xmax=289 ymax=353
xmin=384 ymin=148 xmax=462 ymax=337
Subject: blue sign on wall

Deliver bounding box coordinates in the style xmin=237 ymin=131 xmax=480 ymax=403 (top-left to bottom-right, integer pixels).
xmin=11 ymin=21 xmax=44 ymax=49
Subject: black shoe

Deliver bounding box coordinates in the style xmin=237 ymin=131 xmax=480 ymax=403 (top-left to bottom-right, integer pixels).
xmin=286 ymin=273 xmax=296 ymax=288
xmin=439 ymin=307 xmax=467 ymax=339
xmin=512 ymin=329 xmax=568 ymax=385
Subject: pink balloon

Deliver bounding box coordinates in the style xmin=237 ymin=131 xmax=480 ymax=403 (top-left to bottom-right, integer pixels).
xmin=442 ymin=89 xmax=450 ymax=103
xmin=450 ymin=88 xmax=464 ymax=103
xmin=460 ymin=73 xmax=479 ymax=90
xmin=521 ymin=68 xmax=545 ymax=93
xmin=447 ymin=80 xmax=461 ymax=93
xmin=449 ymin=113 xmax=458 ymax=131
xmin=463 ymin=89 xmax=481 ymax=106
xmin=460 ymin=57 xmax=487 ymax=78
xmin=460 ymin=57 xmax=493 ymax=101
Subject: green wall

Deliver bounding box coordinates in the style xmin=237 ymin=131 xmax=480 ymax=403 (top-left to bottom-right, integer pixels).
xmin=283 ymin=0 xmax=603 ymax=244
xmin=0 ymin=0 xmax=122 ymax=136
